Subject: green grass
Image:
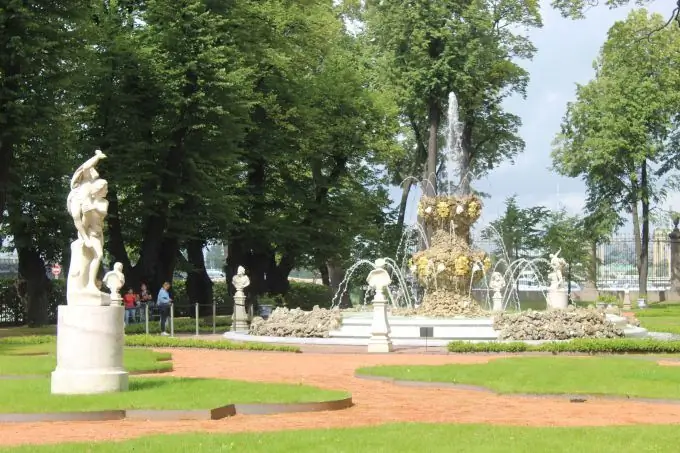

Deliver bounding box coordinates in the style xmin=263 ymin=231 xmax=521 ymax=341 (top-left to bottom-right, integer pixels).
xmin=358 ymin=356 xmax=680 ymax=399
xmin=0 ymin=376 xmax=346 ymax=413
xmin=0 ymin=344 xmax=171 ymax=375
xmin=447 ymin=337 xmax=680 ymax=353
xmin=3 ymin=423 xmax=680 ymax=453
xmin=0 ymin=326 xmax=56 ymax=338
xmin=0 ymin=333 xmax=301 ymax=353
xmin=635 ymin=303 xmax=680 ymax=335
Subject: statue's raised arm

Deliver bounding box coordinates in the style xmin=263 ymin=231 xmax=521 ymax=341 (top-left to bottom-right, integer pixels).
xmin=70 ymin=149 xmax=107 ymax=189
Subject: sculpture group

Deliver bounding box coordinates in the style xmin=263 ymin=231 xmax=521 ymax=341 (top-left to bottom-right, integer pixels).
xmin=66 ymin=150 xmax=112 ymax=306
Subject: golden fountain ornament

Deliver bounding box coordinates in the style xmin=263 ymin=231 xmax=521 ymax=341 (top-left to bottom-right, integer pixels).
xmin=410 ymin=194 xmax=491 ymax=317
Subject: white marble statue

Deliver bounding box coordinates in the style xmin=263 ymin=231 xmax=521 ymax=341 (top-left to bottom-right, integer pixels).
xmin=367 ymin=258 xmax=391 ymax=295
xmin=232 ymin=266 xmax=250 ymax=294
xmin=103 ymin=262 xmax=125 ymax=305
xmin=489 ymin=271 xmax=506 ymax=294
xmin=66 ymin=150 xmax=110 ymax=304
xmin=549 ymin=249 xmax=567 ymax=289
xmin=231 ymin=265 xmax=250 ymax=332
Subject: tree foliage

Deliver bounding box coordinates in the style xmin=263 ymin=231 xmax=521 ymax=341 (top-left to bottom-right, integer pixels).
xmin=552 ymin=10 xmax=680 ymax=295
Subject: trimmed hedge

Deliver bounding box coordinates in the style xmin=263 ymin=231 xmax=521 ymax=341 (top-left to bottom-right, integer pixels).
xmin=0 ymin=279 xmax=65 ymax=325
xmin=283 ymin=281 xmax=334 ymax=310
xmin=125 ymin=316 xmax=232 ymax=334
xmin=447 ymin=338 xmax=680 ymax=354
xmin=0 ymin=333 xmax=300 ymax=353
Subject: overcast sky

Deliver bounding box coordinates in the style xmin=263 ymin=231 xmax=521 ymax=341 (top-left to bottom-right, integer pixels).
xmin=398 ymin=0 xmax=675 ymax=233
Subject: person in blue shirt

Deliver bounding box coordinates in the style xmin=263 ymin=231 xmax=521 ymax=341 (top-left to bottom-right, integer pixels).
xmin=157 ymin=281 xmax=173 ymax=336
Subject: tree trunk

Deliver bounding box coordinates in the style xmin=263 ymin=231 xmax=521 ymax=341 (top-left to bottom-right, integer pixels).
xmin=639 ymin=160 xmax=649 ymax=298
xmin=185 ymin=239 xmax=213 ymax=316
xmin=426 ymin=99 xmax=439 ymax=197
xmin=319 ymin=264 xmax=330 ymax=286
xmin=460 ymin=122 xmax=473 ymax=196
xmin=105 ymin=187 xmax=132 ymax=273
xmin=17 ymin=247 xmax=51 ymax=326
xmin=632 ymin=199 xmax=643 ymax=294
xmin=586 ymin=241 xmax=598 ymax=289
xmin=0 ymin=139 xmax=12 ymax=227
xmin=396 ymin=179 xmax=413 ymax=231
xmin=327 ymin=257 xmax=350 ymax=308
xmin=267 ymin=252 xmax=296 ymax=296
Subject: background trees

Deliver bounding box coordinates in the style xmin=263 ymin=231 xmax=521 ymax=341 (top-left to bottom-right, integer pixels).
xmin=552 ymin=10 xmax=680 ymax=295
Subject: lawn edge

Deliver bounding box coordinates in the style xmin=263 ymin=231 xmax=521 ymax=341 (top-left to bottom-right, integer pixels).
xmin=0 ymin=396 xmax=353 ymax=423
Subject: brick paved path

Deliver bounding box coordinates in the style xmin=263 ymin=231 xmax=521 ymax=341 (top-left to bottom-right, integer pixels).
xmin=2 ymin=349 xmax=680 ymax=447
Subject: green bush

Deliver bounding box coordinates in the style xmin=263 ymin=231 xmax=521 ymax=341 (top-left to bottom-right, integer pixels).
xmin=169 ymin=280 xmax=233 ymax=317
xmin=124 ymin=335 xmax=300 ymax=352
xmin=125 ymin=316 xmax=231 ymax=334
xmin=597 ymin=293 xmax=620 ymax=306
xmin=283 ymin=281 xmax=333 ymax=310
xmin=447 ymin=338 xmax=680 ymax=354
xmin=0 ymin=279 xmax=65 ymax=325
xmin=0 ymin=333 xmax=300 ymax=352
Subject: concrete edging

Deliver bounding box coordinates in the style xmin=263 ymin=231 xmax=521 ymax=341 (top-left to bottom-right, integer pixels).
xmin=354 ymin=372 xmax=680 ymax=405
xmin=0 ymin=396 xmax=353 ymax=423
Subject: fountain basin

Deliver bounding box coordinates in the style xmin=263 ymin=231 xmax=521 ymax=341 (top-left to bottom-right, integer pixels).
xmin=222 ymin=312 xmax=647 ymax=347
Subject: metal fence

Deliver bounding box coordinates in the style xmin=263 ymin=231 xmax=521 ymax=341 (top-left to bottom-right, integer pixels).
xmin=472 ymin=231 xmax=672 ymax=291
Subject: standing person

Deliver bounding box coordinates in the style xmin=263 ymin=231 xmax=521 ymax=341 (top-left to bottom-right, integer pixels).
xmin=122 ymin=288 xmax=138 ymax=327
xmin=157 ymin=282 xmax=173 ymax=336
xmin=138 ymin=283 xmax=153 ymax=322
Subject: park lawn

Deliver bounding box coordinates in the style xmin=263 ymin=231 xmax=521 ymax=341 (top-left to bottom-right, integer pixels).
xmin=358 ymin=356 xmax=680 ymax=399
xmin=0 ymin=326 xmax=56 ymax=338
xmin=635 ymin=304 xmax=680 ymax=335
xmin=0 ymin=377 xmax=347 ymax=413
xmin=0 ymin=346 xmax=171 ymax=375
xmin=2 ymin=423 xmax=680 ymax=453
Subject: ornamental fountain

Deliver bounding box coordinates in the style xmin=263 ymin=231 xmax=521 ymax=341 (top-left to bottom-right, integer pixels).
xmin=223 ymin=92 xmax=649 ymax=346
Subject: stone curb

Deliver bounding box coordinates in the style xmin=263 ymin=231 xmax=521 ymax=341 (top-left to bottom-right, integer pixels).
xmin=354 ymin=372 xmax=680 ymax=405
xmin=0 ymin=396 xmax=353 ymax=423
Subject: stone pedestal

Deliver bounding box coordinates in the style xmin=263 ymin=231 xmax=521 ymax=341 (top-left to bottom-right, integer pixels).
xmin=546 ymin=288 xmax=568 ymax=310
xmin=368 ymin=298 xmax=393 ymax=353
xmin=492 ymin=292 xmax=503 ymax=312
xmin=623 ymin=289 xmax=632 ymax=310
xmin=231 ymin=292 xmax=249 ymax=333
xmin=51 ymin=305 xmax=128 ymax=394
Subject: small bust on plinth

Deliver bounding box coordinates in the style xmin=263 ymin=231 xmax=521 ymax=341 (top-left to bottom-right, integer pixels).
xmin=367 ymin=259 xmax=391 ymax=302
xmin=103 ymin=262 xmax=125 ymax=305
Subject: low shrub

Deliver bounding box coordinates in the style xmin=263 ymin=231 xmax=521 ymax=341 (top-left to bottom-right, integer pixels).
xmin=447 ymin=338 xmax=680 ymax=354
xmin=124 ymin=335 xmax=301 ymax=352
xmin=283 ymin=281 xmax=333 ymax=310
xmin=0 ymin=333 xmax=300 ymax=352
xmin=125 ymin=316 xmax=231 ymax=334
xmin=0 ymin=279 xmax=65 ymax=325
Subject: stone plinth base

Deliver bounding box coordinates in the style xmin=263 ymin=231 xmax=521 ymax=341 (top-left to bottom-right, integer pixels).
xmin=231 ymin=296 xmax=249 ymax=333
xmin=51 ymin=305 xmax=128 ymax=395
xmin=367 ymin=300 xmax=393 ymax=353
xmin=546 ymin=288 xmax=568 ymax=310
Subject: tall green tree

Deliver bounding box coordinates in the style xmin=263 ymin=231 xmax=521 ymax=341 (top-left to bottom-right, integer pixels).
xmin=362 ymin=0 xmax=540 ymax=197
xmin=482 ymin=195 xmax=548 ymax=264
xmin=552 ymin=10 xmax=680 ymax=296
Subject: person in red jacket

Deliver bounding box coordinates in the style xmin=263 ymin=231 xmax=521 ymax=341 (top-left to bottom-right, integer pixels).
xmin=123 ymin=288 xmax=138 ymax=327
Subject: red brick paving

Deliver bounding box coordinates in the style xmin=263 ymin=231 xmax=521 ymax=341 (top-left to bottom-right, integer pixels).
xmin=2 ymin=349 xmax=680 ymax=447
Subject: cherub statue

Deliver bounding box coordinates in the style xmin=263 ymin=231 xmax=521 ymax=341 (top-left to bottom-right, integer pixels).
xmin=367 ymin=258 xmax=392 ymax=296
xmin=103 ymin=262 xmax=125 ymax=305
xmin=489 ymin=271 xmax=506 ymax=295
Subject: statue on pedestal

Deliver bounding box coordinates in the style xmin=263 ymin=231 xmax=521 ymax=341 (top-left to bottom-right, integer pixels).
xmin=231 ymin=266 xmax=250 ymax=333
xmin=103 ymin=263 xmax=125 ymax=305
xmin=548 ymin=249 xmax=567 ymax=290
xmin=66 ymin=150 xmax=110 ymax=305
xmin=489 ymin=271 xmax=506 ymax=311
xmin=367 ymin=258 xmax=391 ymax=299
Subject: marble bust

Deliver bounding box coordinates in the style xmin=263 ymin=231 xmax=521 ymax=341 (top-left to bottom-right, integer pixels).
xmin=367 ymin=258 xmax=391 ymax=294
xmin=103 ymin=262 xmax=125 ymax=305
xmin=232 ymin=266 xmax=250 ymax=294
